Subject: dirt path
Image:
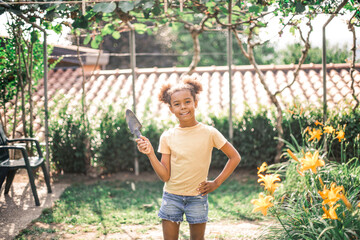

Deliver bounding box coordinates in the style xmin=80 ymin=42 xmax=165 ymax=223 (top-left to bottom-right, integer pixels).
xmin=27 ymin=219 xmax=271 ymax=240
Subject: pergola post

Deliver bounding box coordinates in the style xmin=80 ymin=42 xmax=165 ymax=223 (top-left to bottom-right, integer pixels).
xmin=227 ymin=0 xmax=233 ymax=143
xmin=129 ymin=23 xmax=139 ymax=176
xmin=43 ymin=33 xmax=50 ymax=174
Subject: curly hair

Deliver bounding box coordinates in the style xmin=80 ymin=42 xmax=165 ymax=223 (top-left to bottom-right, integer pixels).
xmin=158 ymin=77 xmax=203 ymax=105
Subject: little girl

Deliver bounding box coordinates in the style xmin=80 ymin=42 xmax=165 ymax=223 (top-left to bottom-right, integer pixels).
xmin=135 ymin=77 xmax=241 ymax=240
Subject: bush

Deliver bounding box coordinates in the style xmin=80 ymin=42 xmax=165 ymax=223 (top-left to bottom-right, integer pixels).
xmin=49 ymin=102 xmax=360 ymax=173
xmin=95 ymin=105 xmax=135 ymax=173
xmin=49 ymin=105 xmax=90 ymax=174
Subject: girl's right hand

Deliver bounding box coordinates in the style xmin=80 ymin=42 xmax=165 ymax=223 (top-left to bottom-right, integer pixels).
xmin=135 ymin=136 xmax=153 ymax=155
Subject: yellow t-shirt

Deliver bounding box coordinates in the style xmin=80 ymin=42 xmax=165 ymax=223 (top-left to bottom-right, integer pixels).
xmin=158 ymin=123 xmax=227 ymax=196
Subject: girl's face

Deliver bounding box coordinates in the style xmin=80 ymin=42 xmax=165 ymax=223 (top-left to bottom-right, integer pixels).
xmin=169 ymin=89 xmax=198 ymax=127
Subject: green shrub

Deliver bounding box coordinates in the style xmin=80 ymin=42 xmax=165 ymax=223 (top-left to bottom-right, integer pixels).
xmin=96 ymin=105 xmax=135 ymax=173
xmin=49 ymin=105 xmax=90 ymax=174
xmin=234 ymin=108 xmax=277 ymax=168
xmin=49 ymin=102 xmax=360 ymax=173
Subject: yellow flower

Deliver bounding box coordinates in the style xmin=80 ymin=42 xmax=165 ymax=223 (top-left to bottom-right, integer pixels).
xmin=318 ymin=183 xmax=344 ymax=206
xmin=308 ymin=128 xmax=323 ymax=142
xmin=287 ymin=149 xmax=299 ymax=162
xmin=323 ymin=126 xmax=335 ymax=134
xmin=315 ymin=120 xmax=323 ymax=126
xmin=251 ymin=193 xmax=274 ymax=216
xmin=257 ymin=162 xmax=268 ymax=174
xmin=336 ymin=130 xmax=345 ymax=142
xmin=322 ymin=204 xmax=340 ymax=220
xmin=299 ymin=151 xmax=325 ymax=174
xmin=258 ymin=174 xmax=281 ymax=195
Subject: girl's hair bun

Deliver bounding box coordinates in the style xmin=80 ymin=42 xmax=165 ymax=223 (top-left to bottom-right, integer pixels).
xmin=158 ymin=83 xmax=172 ymax=105
xmin=158 ymin=77 xmax=203 ymax=105
xmin=183 ymin=77 xmax=203 ymax=95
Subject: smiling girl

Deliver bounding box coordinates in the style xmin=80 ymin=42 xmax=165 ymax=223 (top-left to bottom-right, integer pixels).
xmin=135 ymin=77 xmax=241 ymax=240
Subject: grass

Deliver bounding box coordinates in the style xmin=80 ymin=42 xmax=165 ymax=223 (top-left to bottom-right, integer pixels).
xmin=16 ymin=176 xmax=263 ymax=239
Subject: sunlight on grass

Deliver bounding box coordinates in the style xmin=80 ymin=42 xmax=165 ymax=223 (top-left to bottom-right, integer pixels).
xmin=40 ymin=178 xmax=262 ymax=226
xmin=16 ymin=177 xmax=262 ymax=239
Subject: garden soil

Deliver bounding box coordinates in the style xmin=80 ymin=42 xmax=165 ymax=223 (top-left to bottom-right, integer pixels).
xmin=0 ymin=169 xmax=271 ymax=240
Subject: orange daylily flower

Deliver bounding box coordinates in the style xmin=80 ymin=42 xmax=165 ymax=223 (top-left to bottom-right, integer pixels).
xmin=287 ymin=109 xmax=295 ymax=115
xmin=257 ymin=162 xmax=268 ymax=174
xmin=336 ymin=130 xmax=345 ymax=142
xmin=287 ymin=149 xmax=299 ymax=162
xmin=251 ymin=193 xmax=274 ymax=216
xmin=299 ymin=151 xmax=325 ymax=174
xmin=323 ymin=126 xmax=335 ymax=134
xmin=340 ymin=194 xmax=352 ymax=210
xmin=318 ymin=183 xmax=344 ymax=206
xmin=304 ymin=126 xmax=310 ymax=134
xmin=322 ymin=204 xmax=340 ymax=220
xmin=315 ymin=120 xmax=323 ymax=126
xmin=258 ymin=174 xmax=281 ymax=195
xmin=308 ymin=128 xmax=323 ymax=142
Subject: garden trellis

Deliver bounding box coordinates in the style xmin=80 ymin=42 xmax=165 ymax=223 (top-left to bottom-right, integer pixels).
xmin=1 ymin=0 xmax=359 ymax=173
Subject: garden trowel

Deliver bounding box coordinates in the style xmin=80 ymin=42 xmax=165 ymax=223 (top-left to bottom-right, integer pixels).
xmin=126 ymin=109 xmax=142 ymax=138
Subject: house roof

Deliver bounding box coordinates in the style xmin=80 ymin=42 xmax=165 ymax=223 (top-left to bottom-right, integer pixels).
xmin=49 ymin=45 xmax=109 ymax=69
xmin=5 ymin=63 xmax=360 ymax=140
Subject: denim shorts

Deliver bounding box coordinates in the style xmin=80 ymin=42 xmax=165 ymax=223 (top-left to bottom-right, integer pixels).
xmin=158 ymin=191 xmax=208 ymax=224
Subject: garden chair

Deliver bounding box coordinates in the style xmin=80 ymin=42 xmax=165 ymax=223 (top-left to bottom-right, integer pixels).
xmin=0 ymin=123 xmax=52 ymax=206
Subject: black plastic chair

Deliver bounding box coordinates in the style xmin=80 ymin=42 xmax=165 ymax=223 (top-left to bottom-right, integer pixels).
xmin=0 ymin=124 xmax=52 ymax=206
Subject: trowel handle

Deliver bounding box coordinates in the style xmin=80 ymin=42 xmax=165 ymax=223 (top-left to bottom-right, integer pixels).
xmin=134 ymin=129 xmax=141 ymax=138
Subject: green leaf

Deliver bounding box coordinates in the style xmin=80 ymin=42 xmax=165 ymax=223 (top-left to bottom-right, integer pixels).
xmin=112 ymin=31 xmax=121 ymax=40
xmin=52 ymin=24 xmax=63 ymax=34
xmin=91 ymin=35 xmax=103 ymax=49
xmin=30 ymin=31 xmax=39 ymax=43
xmin=93 ymin=2 xmax=116 ymax=13
xmin=257 ymin=21 xmax=266 ymax=27
xmin=72 ymin=15 xmax=89 ymax=29
xmin=101 ymin=23 xmax=115 ymax=36
xmin=249 ymin=5 xmax=260 ymax=14
xmin=29 ymin=16 xmax=37 ymax=23
xmin=289 ymin=26 xmax=296 ymax=35
xmin=295 ymin=2 xmax=306 ymax=13
xmin=144 ymin=1 xmax=154 ymax=9
xmin=57 ymin=4 xmax=67 ymax=11
xmin=133 ymin=23 xmax=147 ymax=34
xmin=84 ymin=35 xmax=92 ymax=45
xmin=119 ymin=2 xmax=134 ymax=12
xmin=152 ymin=5 xmax=161 ymax=15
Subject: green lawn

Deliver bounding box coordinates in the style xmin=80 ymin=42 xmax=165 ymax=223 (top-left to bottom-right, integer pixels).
xmin=16 ymin=175 xmax=263 ymax=238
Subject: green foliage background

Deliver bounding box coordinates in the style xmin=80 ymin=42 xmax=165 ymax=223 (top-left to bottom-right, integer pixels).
xmin=49 ymin=104 xmax=360 ymax=174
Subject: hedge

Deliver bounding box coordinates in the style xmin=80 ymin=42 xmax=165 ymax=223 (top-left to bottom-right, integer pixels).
xmin=49 ymin=104 xmax=360 ymax=174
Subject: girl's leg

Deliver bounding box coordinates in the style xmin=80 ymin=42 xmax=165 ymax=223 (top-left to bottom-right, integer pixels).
xmin=189 ymin=223 xmax=206 ymax=240
xmin=162 ymin=219 xmax=180 ymax=240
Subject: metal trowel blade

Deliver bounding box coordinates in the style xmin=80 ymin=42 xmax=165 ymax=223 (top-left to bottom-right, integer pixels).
xmin=126 ymin=109 xmax=142 ymax=138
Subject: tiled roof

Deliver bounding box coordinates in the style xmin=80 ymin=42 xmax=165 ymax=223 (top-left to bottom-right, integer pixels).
xmin=5 ymin=63 xmax=360 ymax=140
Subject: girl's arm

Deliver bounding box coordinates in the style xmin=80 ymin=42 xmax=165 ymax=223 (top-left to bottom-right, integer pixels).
xmin=197 ymin=142 xmax=241 ymax=196
xmin=135 ymin=136 xmax=171 ymax=182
